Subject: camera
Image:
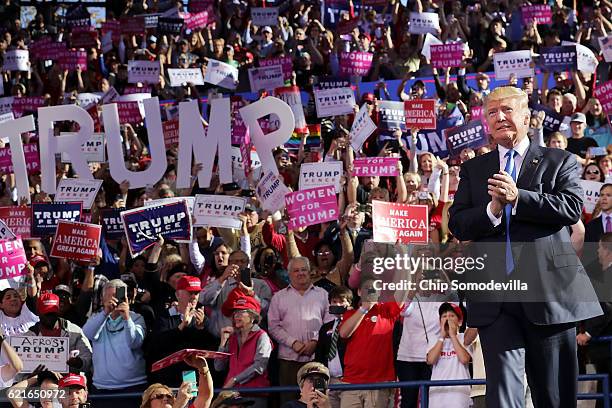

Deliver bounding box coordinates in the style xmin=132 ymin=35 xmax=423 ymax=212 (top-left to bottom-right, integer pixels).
xmin=312 ymin=376 xmax=328 ymax=393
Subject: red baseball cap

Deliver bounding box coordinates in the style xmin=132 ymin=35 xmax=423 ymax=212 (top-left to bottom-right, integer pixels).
xmin=176 ymin=276 xmax=202 ymax=292
xmin=37 ymin=292 xmax=60 ymax=315
xmin=59 ymin=374 xmax=86 ymax=389
xmin=438 ymin=302 xmax=463 ymax=321
xmin=29 ymin=255 xmax=49 ymax=268
xmin=222 ymin=288 xmax=261 ymax=317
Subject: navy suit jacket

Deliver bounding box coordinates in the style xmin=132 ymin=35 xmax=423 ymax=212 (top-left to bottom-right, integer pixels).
xmin=449 ymin=141 xmax=601 ymax=326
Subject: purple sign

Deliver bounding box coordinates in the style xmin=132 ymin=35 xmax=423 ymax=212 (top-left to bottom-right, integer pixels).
xmin=444 ymin=120 xmax=488 ymax=158
xmin=101 ymin=208 xmax=125 ymax=240
xmin=31 ymin=202 xmax=82 ymax=238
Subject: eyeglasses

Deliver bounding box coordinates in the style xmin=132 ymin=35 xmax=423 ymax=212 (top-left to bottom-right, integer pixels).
xmin=317 ymin=251 xmax=331 ymax=256
xmin=587 ymin=170 xmax=601 ymax=175
xmin=151 ymin=393 xmax=174 ymax=401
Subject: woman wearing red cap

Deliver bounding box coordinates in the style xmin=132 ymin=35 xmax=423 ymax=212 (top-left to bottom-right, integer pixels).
xmin=215 ymin=288 xmax=272 ymax=408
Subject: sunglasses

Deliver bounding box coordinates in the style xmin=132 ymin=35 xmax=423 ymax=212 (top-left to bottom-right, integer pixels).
xmin=587 ymin=170 xmax=601 ymax=175
xmin=317 ymin=251 xmax=331 ymax=256
xmin=151 ymin=393 xmax=174 ymax=401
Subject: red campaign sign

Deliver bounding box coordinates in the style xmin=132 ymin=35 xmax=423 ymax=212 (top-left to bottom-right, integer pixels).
xmin=163 ymin=119 xmax=180 ymax=149
xmin=152 ymin=349 xmax=231 ymax=372
xmin=50 ymin=220 xmax=101 ymax=262
xmin=404 ymin=99 xmax=436 ymax=129
xmin=117 ymin=101 xmax=143 ymax=124
xmin=12 ymin=97 xmax=46 ymax=118
xmin=259 ymin=57 xmax=293 ymax=81
xmin=0 ymin=207 xmax=32 ymax=239
xmin=338 ymin=18 xmax=359 ymax=35
xmin=70 ymin=27 xmax=98 ymax=49
xmin=102 ymin=20 xmax=121 ymax=42
xmin=58 ymin=50 xmax=87 ymax=71
xmin=0 ymin=143 xmax=41 ymax=175
xmin=430 ymin=43 xmax=464 ymax=69
xmin=372 ymin=201 xmax=429 ymax=244
xmin=521 ymin=5 xmax=552 ymax=25
xmin=231 ymin=96 xmax=248 ymax=145
xmin=595 ymin=81 xmax=612 ymax=115
xmin=86 ymin=104 xmax=102 ymax=132
xmin=185 ymin=11 xmax=208 ymax=30
xmin=120 ymin=16 xmax=145 ymax=35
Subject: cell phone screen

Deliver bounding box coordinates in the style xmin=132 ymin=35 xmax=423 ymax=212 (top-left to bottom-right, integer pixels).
xmin=115 ymin=287 xmax=126 ymax=303
xmin=182 ymin=370 xmax=198 ymax=397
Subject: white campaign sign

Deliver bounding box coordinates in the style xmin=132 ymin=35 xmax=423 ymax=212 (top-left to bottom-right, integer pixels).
xmin=231 ymin=147 xmax=262 ymax=182
xmin=248 ymin=65 xmax=285 ymax=93
xmin=0 ymin=219 xmax=16 ymax=240
xmin=562 ymin=41 xmax=599 ymax=74
xmin=251 ymin=7 xmax=279 ymax=26
xmin=193 ymin=195 xmax=246 ymax=229
xmin=9 ymin=336 xmax=69 ymax=373
xmin=0 ymin=112 xmax=15 ymax=143
xmin=409 ymin=12 xmax=440 ymax=35
xmin=167 ymin=68 xmax=205 ymax=86
xmin=314 ymin=87 xmax=356 ymax=118
xmin=421 ymin=33 xmax=443 ymax=60
xmin=256 ymin=171 xmax=290 ymax=213
xmin=54 ymin=178 xmax=103 ymax=210
xmin=100 ymin=87 xmax=120 ymax=105
xmin=128 ymin=60 xmax=161 ymax=84
xmin=3 ymin=50 xmax=29 ymax=71
xmin=204 ymin=59 xmax=239 ymax=90
xmin=299 ymin=162 xmax=343 ymax=193
xmin=76 ymin=93 xmax=102 ymax=107
xmin=60 ymin=132 xmax=106 ymax=163
xmin=350 ymin=103 xmax=377 ymax=151
xmin=581 ymin=179 xmax=603 ymax=214
xmin=144 ymin=197 xmax=196 ymax=214
xmin=599 ymin=35 xmax=612 ymax=63
xmin=493 ymin=50 xmax=533 ymax=80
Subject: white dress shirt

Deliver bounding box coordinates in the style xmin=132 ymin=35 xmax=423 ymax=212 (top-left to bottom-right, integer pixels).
xmin=486 ymin=136 xmax=531 ymax=226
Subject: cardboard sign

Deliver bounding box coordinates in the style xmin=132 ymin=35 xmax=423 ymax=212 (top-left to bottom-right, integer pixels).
xmin=598 ymin=34 xmax=612 ymax=63
xmin=539 ymin=46 xmax=577 ymax=72
xmin=251 ymin=7 xmax=279 ymax=26
xmin=101 ymin=208 xmax=125 ymax=240
xmin=352 ymin=157 xmax=399 ymax=177
xmin=76 ymin=93 xmax=101 ymax=107
xmin=339 ymin=52 xmax=374 ymax=77
xmin=163 ymin=119 xmax=180 ymax=149
xmin=259 ymin=56 xmax=293 ymax=81
xmin=248 ymin=65 xmax=285 ymax=93
xmin=0 ymin=220 xmax=16 ymax=240
xmin=0 ymin=207 xmax=32 ymax=239
xmin=231 ymin=96 xmax=248 ymax=145
xmin=167 ymin=68 xmax=205 ymax=86
xmin=274 ymin=86 xmax=307 ymax=132
xmin=314 ymin=88 xmax=356 ymax=117
xmin=379 ymin=101 xmax=407 ymax=131
xmin=31 ymin=202 xmax=82 ymax=238
xmin=521 ymin=5 xmax=552 ymax=24
xmin=299 ymin=162 xmax=343 ymax=193
xmin=193 ymin=195 xmax=246 ymax=229
xmin=121 ymin=201 xmax=192 ymax=256
xmin=204 ymin=59 xmax=238 ymax=90
xmin=0 ymin=237 xmax=28 ymax=280
xmin=58 ymin=50 xmax=87 ymax=71
xmin=581 ymin=180 xmax=603 ymax=214
xmin=421 ymin=33 xmax=443 ymax=60
xmin=350 ymin=104 xmax=377 ymax=151
xmin=444 ymin=120 xmax=487 ymax=158
xmin=70 ymin=26 xmax=98 ymax=49
xmin=185 ymin=11 xmax=208 ymax=30
xmin=595 ymin=81 xmax=612 ymax=114
xmin=2 ymin=50 xmax=29 ymax=72
xmin=372 ymin=201 xmax=429 ymax=243
xmin=573 ymin=43 xmax=599 ymax=74
xmin=144 ymin=197 xmax=196 ymax=215
xmin=0 ymin=143 xmax=41 ymax=175
xmin=157 ymin=17 xmax=184 ymax=35
xmin=50 ymin=221 xmax=101 ymax=262
xmin=493 ymin=50 xmax=533 ymax=80
xmin=430 ymin=43 xmax=464 ymax=69
xmin=9 ymin=336 xmax=69 ymax=374
xmin=285 ymin=186 xmax=339 ymax=230
xmin=117 ymin=101 xmax=143 ymax=124
xmin=128 ymin=60 xmax=161 ymax=84
xmin=405 ymin=99 xmax=436 ymax=129
xmin=54 ymin=179 xmax=103 ymax=210
xmin=256 ymin=171 xmax=290 ymax=213
xmin=408 ymin=12 xmax=440 ymax=35
xmin=60 ymin=133 xmax=105 ymax=163
xmin=469 ymin=106 xmax=491 ymax=135
xmin=152 ymin=349 xmax=231 ymax=372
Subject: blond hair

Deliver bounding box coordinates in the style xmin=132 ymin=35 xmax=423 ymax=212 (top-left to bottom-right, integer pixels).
xmin=140 ymin=384 xmax=172 ymax=408
xmin=484 ymin=86 xmax=529 ymax=112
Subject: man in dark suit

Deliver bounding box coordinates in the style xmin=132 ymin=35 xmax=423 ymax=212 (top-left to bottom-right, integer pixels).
xmin=584 ymin=184 xmax=612 ymax=273
xmin=449 ymin=86 xmax=602 ymax=408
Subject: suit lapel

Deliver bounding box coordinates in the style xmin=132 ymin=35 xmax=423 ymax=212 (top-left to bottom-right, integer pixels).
xmin=517 ymin=142 xmax=543 ymax=188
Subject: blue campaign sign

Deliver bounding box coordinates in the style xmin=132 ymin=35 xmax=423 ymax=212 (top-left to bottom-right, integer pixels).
xmin=31 ymin=202 xmax=82 ymax=238
xmin=121 ymin=201 xmax=192 ymax=256
xmin=444 ymin=120 xmax=488 ymax=158
xmin=101 ymin=208 xmax=125 ymax=240
xmin=529 ymin=103 xmax=564 ymax=134
xmin=539 ymin=46 xmax=577 ymax=72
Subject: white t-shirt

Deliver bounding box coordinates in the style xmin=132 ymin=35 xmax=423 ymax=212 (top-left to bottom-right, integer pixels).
xmin=0 ymin=352 xmax=15 ymax=389
xmin=397 ymin=300 xmax=442 ymax=362
xmin=0 ymin=304 xmax=39 ymax=338
xmin=428 ymin=333 xmax=473 ymax=408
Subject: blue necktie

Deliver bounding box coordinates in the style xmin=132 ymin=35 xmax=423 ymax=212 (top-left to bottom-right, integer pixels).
xmin=504 ymin=150 xmax=517 ymax=275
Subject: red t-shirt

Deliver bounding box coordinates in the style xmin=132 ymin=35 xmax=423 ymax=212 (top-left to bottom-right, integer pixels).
xmin=340 ymin=302 xmax=402 ymax=384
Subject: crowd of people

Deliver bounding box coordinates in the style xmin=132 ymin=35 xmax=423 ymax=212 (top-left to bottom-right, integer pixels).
xmin=1 ymin=0 xmax=612 ymax=407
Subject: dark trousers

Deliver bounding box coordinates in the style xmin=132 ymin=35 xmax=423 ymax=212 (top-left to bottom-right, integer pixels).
xmin=479 ymin=303 xmax=577 ymax=408
xmin=278 ymin=359 xmax=307 ymax=406
xmin=591 ymin=352 xmax=611 ymax=408
xmin=395 ymin=361 xmax=431 ymax=408
xmin=90 ymin=383 xmax=148 ymax=408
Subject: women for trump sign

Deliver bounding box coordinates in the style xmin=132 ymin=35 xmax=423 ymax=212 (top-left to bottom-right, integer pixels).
xmin=0 ymin=237 xmax=28 ymax=280
xmin=285 ymin=186 xmax=338 ymax=230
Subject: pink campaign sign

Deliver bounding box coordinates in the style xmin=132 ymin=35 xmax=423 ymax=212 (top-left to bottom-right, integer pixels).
xmin=260 ymin=57 xmax=293 ymax=81
xmin=285 ymin=186 xmax=339 ymax=230
xmin=0 ymin=237 xmax=28 ymax=280
xmin=231 ymin=96 xmax=248 ymax=145
xmin=521 ymin=5 xmax=552 ymax=24
xmin=59 ymin=50 xmax=87 ymax=71
xmin=469 ymin=106 xmax=491 ymax=134
xmin=185 ymin=11 xmax=208 ymax=30
xmin=12 ymin=97 xmax=46 ymax=118
xmin=117 ymin=101 xmax=143 ymax=124
xmin=595 ymin=81 xmax=612 ymax=114
xmin=430 ymin=43 xmax=464 ymax=69
xmin=340 ymin=52 xmax=374 ymax=77
xmin=352 ymin=157 xmax=399 ymax=177
xmin=0 ymin=143 xmax=41 ymax=175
